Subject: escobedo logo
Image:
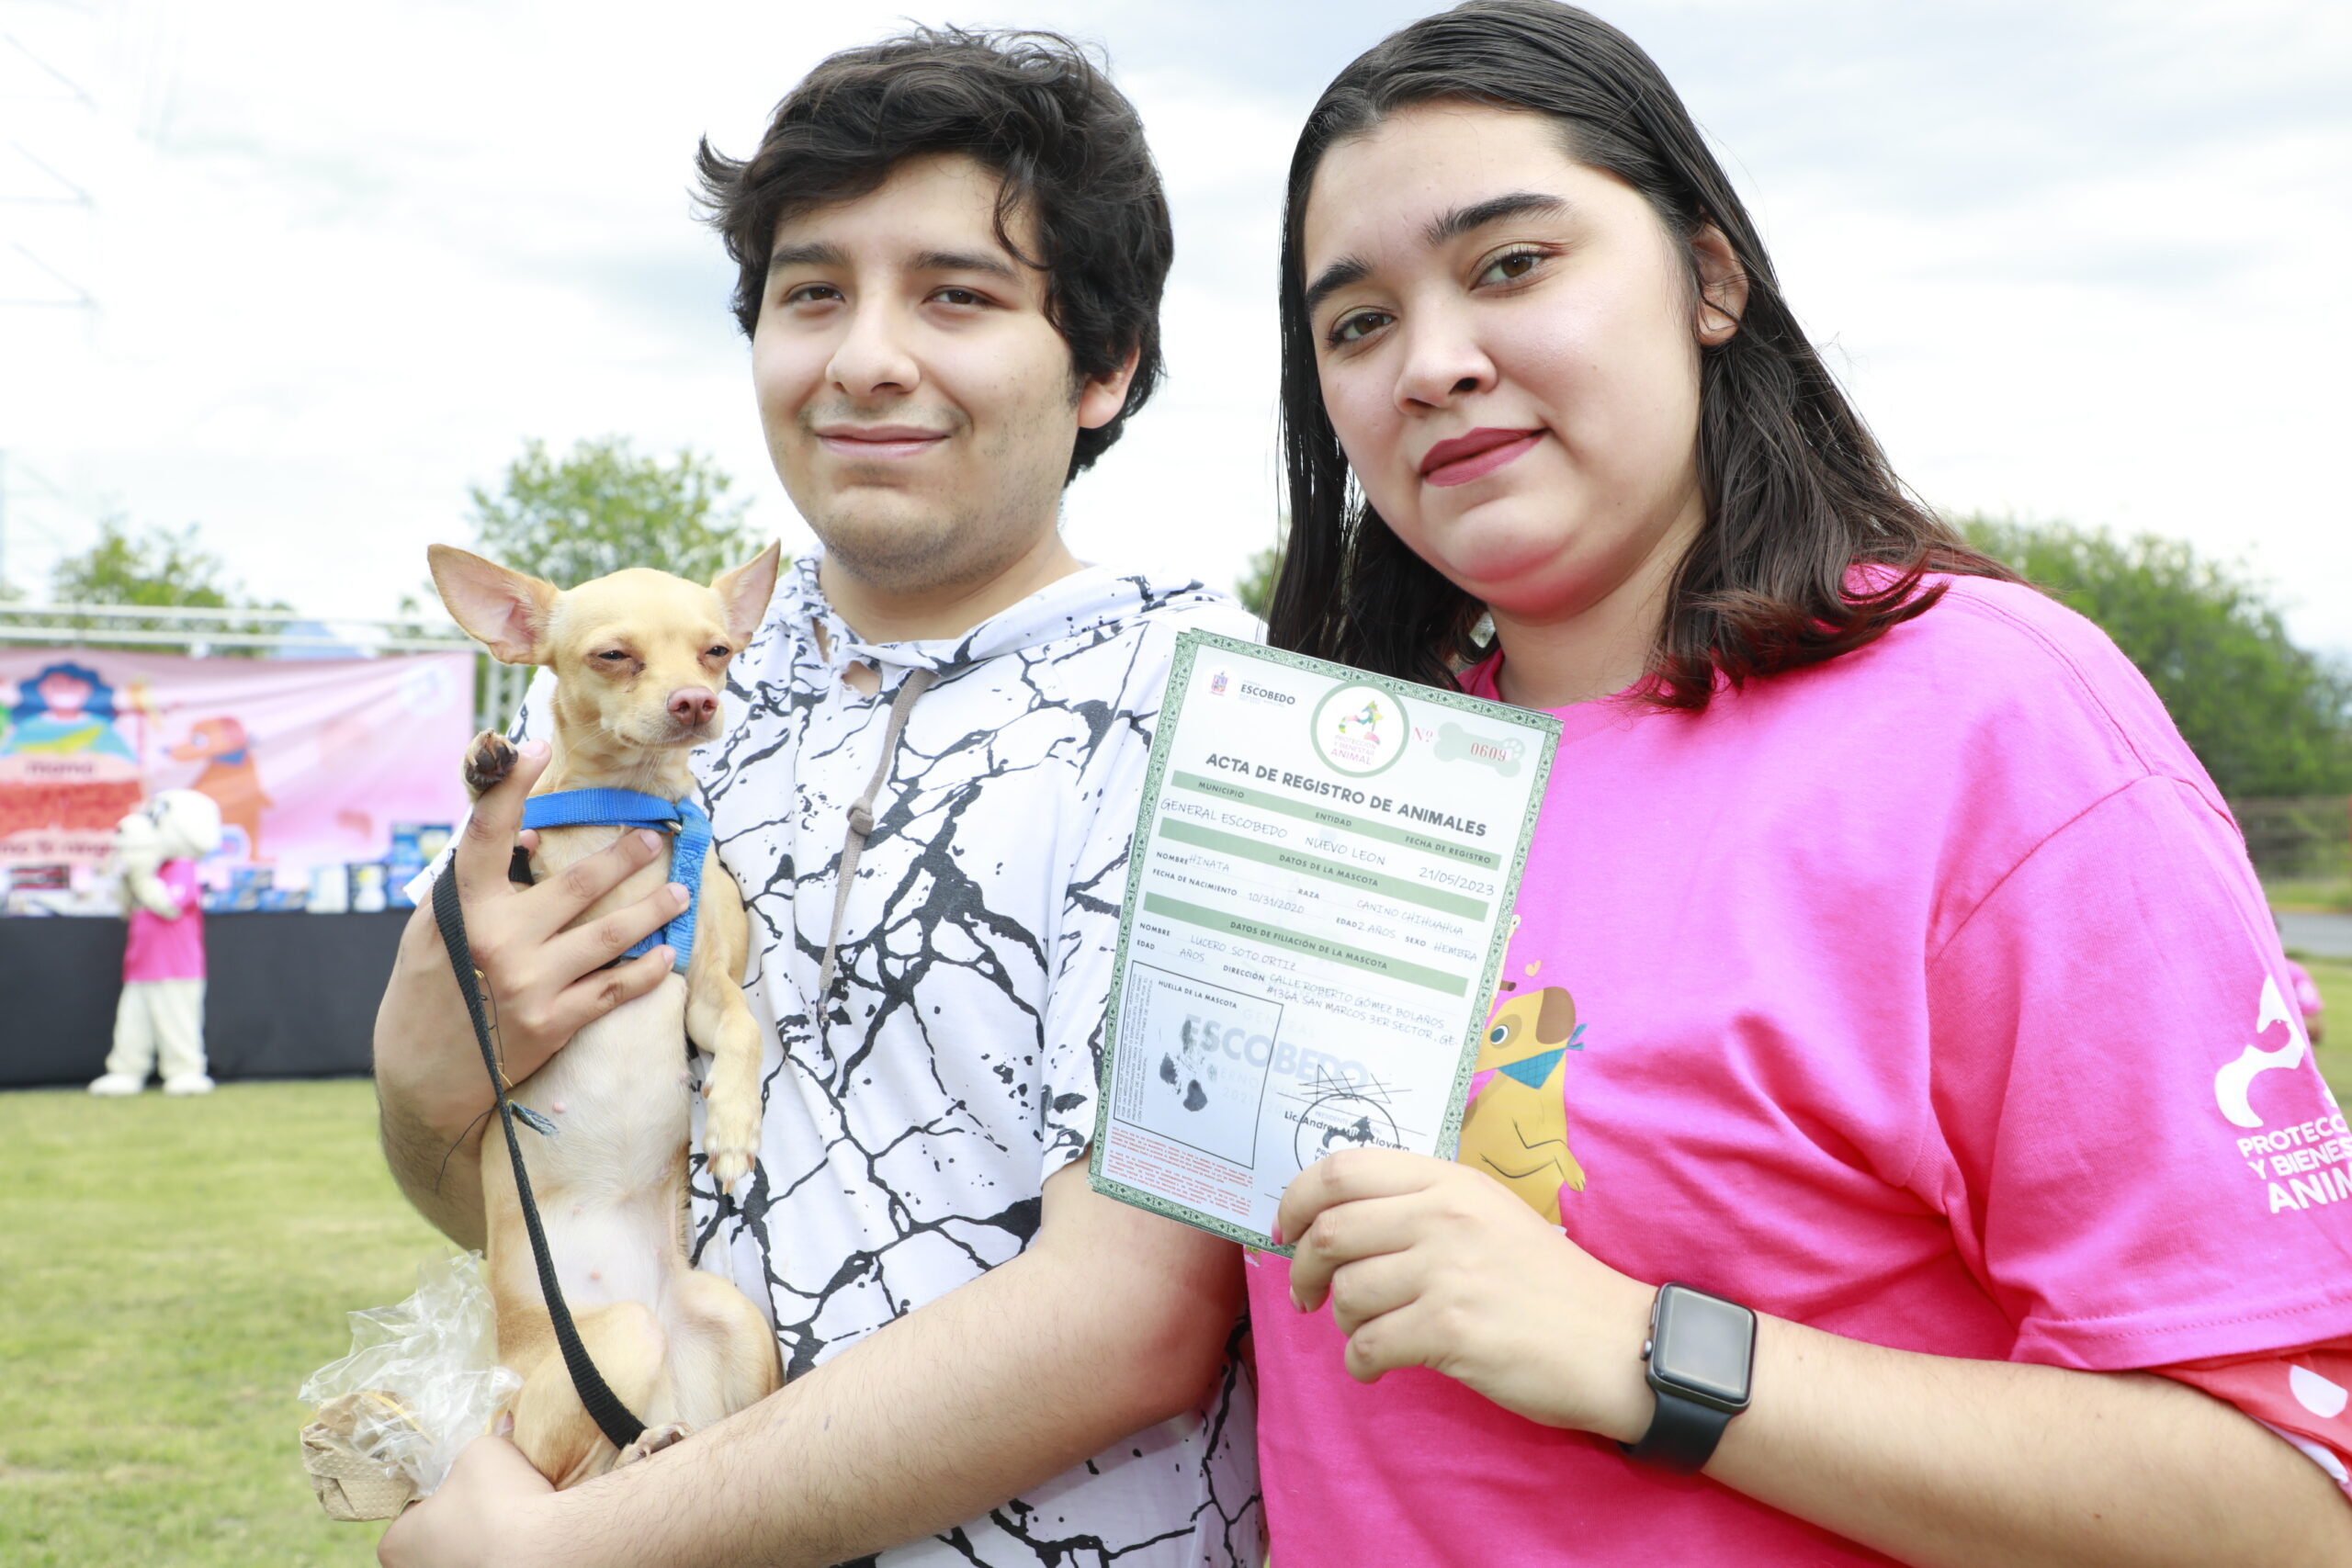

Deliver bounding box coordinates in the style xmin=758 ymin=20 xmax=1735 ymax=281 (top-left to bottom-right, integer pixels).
xmin=1311 ymin=682 xmax=1407 ymax=777
xmin=1209 ymin=670 xmax=1230 ymax=696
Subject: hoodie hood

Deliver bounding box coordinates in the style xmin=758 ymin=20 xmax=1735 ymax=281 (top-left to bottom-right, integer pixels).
xmin=779 ymin=552 xmax=1238 ymax=677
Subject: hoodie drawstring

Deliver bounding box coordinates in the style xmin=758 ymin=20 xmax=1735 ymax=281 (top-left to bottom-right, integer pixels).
xmin=818 ymin=666 xmax=937 ymax=1005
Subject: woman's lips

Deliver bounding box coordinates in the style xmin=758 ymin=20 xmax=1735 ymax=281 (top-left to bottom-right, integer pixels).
xmin=1420 ymin=428 xmax=1544 ymax=488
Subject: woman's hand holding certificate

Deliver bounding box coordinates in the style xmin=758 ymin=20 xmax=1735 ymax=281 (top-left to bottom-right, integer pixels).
xmin=1278 ymin=1146 xmax=1655 ymax=1441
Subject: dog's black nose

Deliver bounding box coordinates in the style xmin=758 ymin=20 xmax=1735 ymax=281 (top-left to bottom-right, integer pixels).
xmin=670 ymin=687 xmax=718 ymax=726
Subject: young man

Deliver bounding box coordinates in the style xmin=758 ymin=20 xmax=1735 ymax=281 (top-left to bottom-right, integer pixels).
xmin=373 ymin=29 xmax=1260 ymax=1567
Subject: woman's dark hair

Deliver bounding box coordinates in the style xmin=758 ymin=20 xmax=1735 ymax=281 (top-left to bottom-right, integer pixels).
xmin=695 ymin=27 xmax=1171 ymax=480
xmin=1268 ymin=0 xmax=2013 ymax=702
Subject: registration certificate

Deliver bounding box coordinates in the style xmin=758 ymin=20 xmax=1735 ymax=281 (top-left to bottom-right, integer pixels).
xmin=1089 ymin=630 xmax=1562 ymax=1248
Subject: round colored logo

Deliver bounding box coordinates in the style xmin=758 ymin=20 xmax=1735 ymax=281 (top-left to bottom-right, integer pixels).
xmin=1310 ymin=682 xmax=1407 ymax=777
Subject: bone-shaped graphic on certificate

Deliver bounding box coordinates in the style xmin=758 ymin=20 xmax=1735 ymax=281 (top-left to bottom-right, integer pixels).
xmin=1434 ymin=722 xmax=1525 ymax=777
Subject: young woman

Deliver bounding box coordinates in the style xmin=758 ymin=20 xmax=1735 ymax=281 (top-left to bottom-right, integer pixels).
xmin=1254 ymin=5 xmax=2352 ymax=1563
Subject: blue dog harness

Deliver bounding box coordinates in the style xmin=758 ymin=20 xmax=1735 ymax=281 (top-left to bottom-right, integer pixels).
xmin=518 ymin=788 xmax=711 ymax=971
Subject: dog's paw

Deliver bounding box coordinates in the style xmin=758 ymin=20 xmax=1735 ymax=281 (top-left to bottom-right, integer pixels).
xmin=462 ymin=731 xmax=519 ymax=798
xmin=614 ymin=1421 xmax=691 ymax=1469
xmin=705 ymin=1097 xmax=761 ymax=1193
xmin=707 ymin=1141 xmax=758 ymax=1194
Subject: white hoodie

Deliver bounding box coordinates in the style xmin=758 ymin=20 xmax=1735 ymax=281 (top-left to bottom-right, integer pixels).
xmin=509 ymin=553 xmax=1261 ymax=1566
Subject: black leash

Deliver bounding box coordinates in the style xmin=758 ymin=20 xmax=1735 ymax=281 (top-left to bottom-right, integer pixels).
xmin=432 ymin=866 xmax=647 ymax=1453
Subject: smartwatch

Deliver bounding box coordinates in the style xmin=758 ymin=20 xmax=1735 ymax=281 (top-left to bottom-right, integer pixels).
xmin=1622 ymin=1281 xmax=1756 ymax=1474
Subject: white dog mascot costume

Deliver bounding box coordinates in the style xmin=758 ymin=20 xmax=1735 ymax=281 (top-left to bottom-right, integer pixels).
xmin=89 ymin=789 xmax=222 ymax=1097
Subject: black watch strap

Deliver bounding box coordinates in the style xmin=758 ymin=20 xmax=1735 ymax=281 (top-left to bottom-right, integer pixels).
xmin=1622 ymin=1385 xmax=1733 ymax=1474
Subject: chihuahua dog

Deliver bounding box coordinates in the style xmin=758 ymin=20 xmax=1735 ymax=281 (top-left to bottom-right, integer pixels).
xmin=429 ymin=543 xmax=784 ymax=1486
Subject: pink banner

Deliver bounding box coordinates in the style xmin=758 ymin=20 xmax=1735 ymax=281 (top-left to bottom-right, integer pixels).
xmin=1 ymin=649 xmax=473 ymax=911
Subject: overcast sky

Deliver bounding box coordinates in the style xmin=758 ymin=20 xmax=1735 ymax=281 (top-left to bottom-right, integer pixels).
xmin=3 ymin=0 xmax=2348 ymax=655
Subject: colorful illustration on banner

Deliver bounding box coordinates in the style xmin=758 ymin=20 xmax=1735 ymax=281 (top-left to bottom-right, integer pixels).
xmin=0 ymin=649 xmax=471 ymax=914
xmin=3 ymin=660 xmax=136 ymax=759
xmin=0 ymin=660 xmax=148 ymax=891
xmin=169 ymin=716 xmax=275 ymax=861
xmin=1458 ymin=963 xmax=1589 ymax=1225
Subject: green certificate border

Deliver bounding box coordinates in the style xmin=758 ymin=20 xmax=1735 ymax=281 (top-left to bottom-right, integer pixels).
xmin=1087 ymin=630 xmax=1563 ymax=1253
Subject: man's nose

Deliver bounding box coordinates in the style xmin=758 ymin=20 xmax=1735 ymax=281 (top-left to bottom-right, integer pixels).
xmin=669 ymin=687 xmax=718 ymax=725
xmin=828 ymin=301 xmax=921 ymax=398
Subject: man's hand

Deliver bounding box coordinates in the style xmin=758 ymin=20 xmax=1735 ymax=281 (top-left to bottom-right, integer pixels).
xmin=372 ymin=739 xmax=687 ymax=1244
xmin=435 ymin=739 xmax=684 ymax=1087
xmin=378 ymin=1435 xmax=557 ymax=1568
xmin=1279 ymin=1147 xmax=1653 ymax=1440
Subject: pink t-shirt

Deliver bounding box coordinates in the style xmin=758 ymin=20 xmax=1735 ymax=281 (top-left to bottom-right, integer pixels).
xmin=123 ymin=860 xmax=206 ymax=982
xmin=1249 ymin=576 xmax=2352 ymax=1565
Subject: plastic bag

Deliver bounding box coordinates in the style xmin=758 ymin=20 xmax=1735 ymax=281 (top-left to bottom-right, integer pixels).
xmin=299 ymin=1251 xmax=521 ymax=1518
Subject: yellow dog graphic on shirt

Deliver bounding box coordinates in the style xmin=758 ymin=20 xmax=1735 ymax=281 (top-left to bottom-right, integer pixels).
xmin=1457 ymin=984 xmax=1587 ymax=1224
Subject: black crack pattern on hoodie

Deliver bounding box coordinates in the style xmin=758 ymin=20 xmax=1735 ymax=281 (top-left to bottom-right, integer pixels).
xmin=582 ymin=556 xmax=1266 ymax=1566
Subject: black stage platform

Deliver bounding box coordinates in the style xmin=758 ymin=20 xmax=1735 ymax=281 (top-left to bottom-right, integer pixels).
xmin=0 ymin=909 xmax=411 ymax=1089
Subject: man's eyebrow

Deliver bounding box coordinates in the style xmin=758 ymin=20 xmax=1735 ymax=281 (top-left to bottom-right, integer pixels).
xmin=1301 ymin=194 xmax=1570 ymax=315
xmin=911 ymin=249 xmax=1018 ymax=278
xmin=1425 ymin=191 xmax=1568 ymax=247
xmin=767 ymin=241 xmax=846 ymax=276
xmin=767 ymin=243 xmax=1021 ymax=281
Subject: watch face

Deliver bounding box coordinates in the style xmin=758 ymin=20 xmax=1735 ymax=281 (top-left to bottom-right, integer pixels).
xmin=1651 ymin=1285 xmax=1755 ymax=1409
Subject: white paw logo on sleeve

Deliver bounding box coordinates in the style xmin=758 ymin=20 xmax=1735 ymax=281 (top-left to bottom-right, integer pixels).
xmin=2222 ymin=971 xmax=2352 ymax=1215
xmin=2214 ymin=974 xmax=2318 ymax=1129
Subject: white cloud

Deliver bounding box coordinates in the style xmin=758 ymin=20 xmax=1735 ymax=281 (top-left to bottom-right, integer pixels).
xmin=0 ymin=0 xmax=2346 ymax=658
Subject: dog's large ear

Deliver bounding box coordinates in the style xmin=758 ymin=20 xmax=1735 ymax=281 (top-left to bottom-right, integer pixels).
xmin=429 ymin=546 xmax=558 ymax=665
xmin=711 ymin=541 xmax=783 ymax=647
xmin=1535 ymin=985 xmax=1577 ymax=1045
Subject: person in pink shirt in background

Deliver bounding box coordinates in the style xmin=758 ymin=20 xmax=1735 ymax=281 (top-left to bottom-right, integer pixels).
xmin=89 ymin=789 xmax=222 ymax=1097
xmin=2285 ymin=953 xmax=2327 ymax=1045
xmin=1250 ymin=4 xmax=2352 ymax=1563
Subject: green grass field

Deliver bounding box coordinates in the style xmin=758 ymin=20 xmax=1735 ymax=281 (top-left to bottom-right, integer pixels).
xmin=6 ymin=964 xmax=2350 ymax=1568
xmin=2293 ymin=952 xmax=2352 ymax=1102
xmin=2267 ymin=877 xmax=2352 ymax=913
xmin=0 ymin=1079 xmax=442 ymax=1568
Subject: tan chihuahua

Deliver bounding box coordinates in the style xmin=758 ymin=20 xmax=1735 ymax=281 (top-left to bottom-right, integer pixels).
xmin=429 ymin=543 xmax=784 ymax=1486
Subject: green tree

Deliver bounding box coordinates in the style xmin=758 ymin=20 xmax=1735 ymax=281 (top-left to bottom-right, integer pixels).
xmin=24 ymin=517 xmax=289 ymax=653
xmin=1234 ymin=530 xmax=1286 ymax=622
xmin=53 ymin=518 xmax=244 ymax=608
xmin=1962 ymin=516 xmax=2352 ymax=798
xmin=468 ymin=436 xmax=755 ymax=588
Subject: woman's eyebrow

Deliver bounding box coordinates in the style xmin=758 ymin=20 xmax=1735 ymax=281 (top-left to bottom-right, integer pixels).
xmin=1424 ymin=191 xmax=1567 ymax=247
xmin=1303 ymin=256 xmax=1370 ymax=315
xmin=1303 ymin=192 xmax=1572 ymax=314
